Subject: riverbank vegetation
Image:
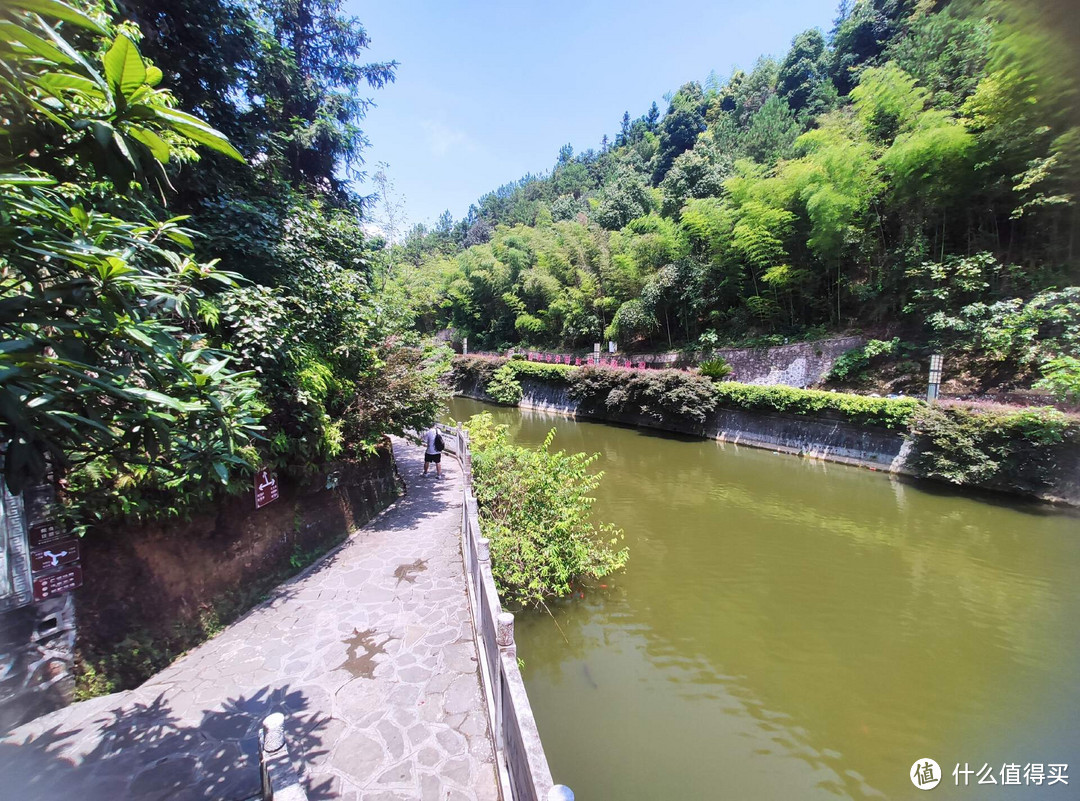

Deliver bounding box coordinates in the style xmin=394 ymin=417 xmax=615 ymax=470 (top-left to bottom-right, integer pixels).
xmin=454 ymin=356 xmax=1079 ymax=498
xmin=1 ymin=0 xmax=448 ymax=531
xmin=464 ymin=413 xmax=627 ymax=607
xmin=391 ymin=0 xmax=1078 ymax=399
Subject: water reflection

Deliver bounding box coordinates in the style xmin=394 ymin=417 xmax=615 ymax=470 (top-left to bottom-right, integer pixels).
xmin=448 ymin=399 xmax=1080 ymax=800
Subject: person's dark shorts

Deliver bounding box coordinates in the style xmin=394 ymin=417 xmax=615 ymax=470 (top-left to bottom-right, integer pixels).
xmin=425 ymin=453 xmax=442 ymax=464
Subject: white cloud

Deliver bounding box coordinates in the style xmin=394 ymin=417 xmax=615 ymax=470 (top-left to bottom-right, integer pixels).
xmin=421 ymin=119 xmax=474 ymax=157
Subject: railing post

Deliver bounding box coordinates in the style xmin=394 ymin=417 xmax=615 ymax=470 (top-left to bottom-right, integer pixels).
xmin=496 ymin=611 xmax=515 ymax=652
xmin=495 ymin=611 xmax=514 ymax=753
xmin=262 ymin=712 xmax=285 ymax=753
xmin=477 ymin=536 xmax=490 ymax=563
xmin=548 ymin=787 xmax=575 ymax=801
xmin=260 ymin=712 xmax=311 ymax=800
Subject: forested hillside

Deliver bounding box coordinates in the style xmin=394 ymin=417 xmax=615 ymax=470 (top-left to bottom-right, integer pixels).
xmin=392 ymin=0 xmax=1079 ymax=398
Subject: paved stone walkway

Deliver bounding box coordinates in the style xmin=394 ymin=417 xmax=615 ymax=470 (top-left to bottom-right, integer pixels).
xmin=1 ymin=438 xmax=499 ymax=801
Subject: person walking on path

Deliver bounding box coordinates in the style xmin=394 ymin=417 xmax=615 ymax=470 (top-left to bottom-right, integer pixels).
xmin=422 ymin=424 xmax=443 ymax=477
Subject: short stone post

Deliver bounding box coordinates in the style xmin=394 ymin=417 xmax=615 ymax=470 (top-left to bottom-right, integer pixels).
xmin=548 ymin=786 xmax=575 ymax=801
xmin=259 ymin=713 xmax=309 ymax=800
xmin=262 ymin=712 xmax=286 ymax=753
xmin=462 ymin=336 xmax=468 ymax=356
xmin=493 ymin=611 xmax=515 ymax=752
xmin=477 ymin=536 xmax=491 ymax=563
xmin=496 ymin=612 xmax=515 ymax=651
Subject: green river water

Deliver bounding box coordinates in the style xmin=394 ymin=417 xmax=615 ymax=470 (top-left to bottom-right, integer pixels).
xmin=446 ymin=397 xmax=1080 ymax=800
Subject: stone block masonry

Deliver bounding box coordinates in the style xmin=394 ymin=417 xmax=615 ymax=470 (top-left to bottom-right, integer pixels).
xmin=715 ymin=336 xmax=864 ymax=387
xmin=0 ymin=595 xmax=76 ymax=732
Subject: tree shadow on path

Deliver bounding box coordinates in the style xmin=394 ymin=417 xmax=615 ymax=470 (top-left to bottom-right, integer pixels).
xmin=0 ymin=684 xmax=331 ymax=801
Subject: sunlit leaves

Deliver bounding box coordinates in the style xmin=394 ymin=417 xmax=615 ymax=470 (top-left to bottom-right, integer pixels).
xmin=466 ymin=411 xmax=627 ymax=608
xmin=851 ymin=64 xmax=929 ymax=142
xmin=880 ymin=108 xmax=973 ymax=199
xmin=104 ymin=34 xmax=146 ymax=97
xmin=0 ymin=5 xmax=258 ymax=496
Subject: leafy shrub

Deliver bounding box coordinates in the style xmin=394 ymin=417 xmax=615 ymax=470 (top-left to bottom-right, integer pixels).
xmin=923 ymin=286 xmax=1080 ymax=367
xmin=465 ymin=413 xmax=627 ymax=608
xmin=1035 ymin=356 xmax=1080 ymax=404
xmin=908 ymin=405 xmax=1075 ymax=491
xmin=452 ymin=356 xmax=505 ymax=392
xmin=699 ymin=358 xmax=734 ymax=380
xmin=828 ymin=338 xmax=903 ymax=382
xmin=0 ymin=8 xmax=264 ymax=507
xmin=570 ymin=368 xmax=718 ymax=424
xmin=713 ymin=382 xmax=922 ymax=430
xmin=486 ymin=365 xmax=524 ymax=405
xmin=503 ymin=359 xmax=576 ymax=384
xmin=452 ymin=355 xmax=576 ymax=403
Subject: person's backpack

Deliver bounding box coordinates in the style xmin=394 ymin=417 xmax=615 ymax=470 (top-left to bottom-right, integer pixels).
xmin=433 ymin=431 xmax=445 ymax=453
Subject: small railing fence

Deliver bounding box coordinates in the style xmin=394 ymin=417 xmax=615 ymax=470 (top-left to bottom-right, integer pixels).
xmin=436 ymin=424 xmax=574 ymax=801
xmin=462 ymin=350 xmax=687 ymax=370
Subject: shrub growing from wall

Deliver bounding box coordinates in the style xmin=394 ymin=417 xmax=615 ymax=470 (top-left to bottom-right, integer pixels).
xmin=569 ymin=368 xmax=718 ymax=425
xmin=486 ymin=365 xmax=524 ymax=405
xmin=712 ymin=383 xmax=922 ymax=430
xmin=465 ymin=413 xmax=627 ymax=607
xmin=908 ymin=405 xmax=1076 ymax=494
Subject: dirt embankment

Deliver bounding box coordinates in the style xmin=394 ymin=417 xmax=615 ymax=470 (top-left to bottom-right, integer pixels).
xmin=75 ymin=445 xmax=401 ymax=692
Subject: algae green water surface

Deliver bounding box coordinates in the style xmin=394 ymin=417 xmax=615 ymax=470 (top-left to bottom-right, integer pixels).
xmin=447 ymin=397 xmax=1080 ymax=800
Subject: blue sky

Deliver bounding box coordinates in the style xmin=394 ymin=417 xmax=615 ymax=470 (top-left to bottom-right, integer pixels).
xmin=347 ymin=0 xmax=840 ymax=230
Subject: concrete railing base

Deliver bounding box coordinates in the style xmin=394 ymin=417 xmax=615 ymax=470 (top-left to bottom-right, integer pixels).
xmin=260 ymin=713 xmax=309 ymax=801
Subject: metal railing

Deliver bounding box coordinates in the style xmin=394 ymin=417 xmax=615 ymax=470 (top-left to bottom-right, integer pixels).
xmin=436 ymin=424 xmax=574 ymax=801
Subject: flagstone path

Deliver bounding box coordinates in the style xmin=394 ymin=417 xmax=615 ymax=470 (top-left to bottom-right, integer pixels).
xmin=0 ymin=437 xmax=500 ymax=801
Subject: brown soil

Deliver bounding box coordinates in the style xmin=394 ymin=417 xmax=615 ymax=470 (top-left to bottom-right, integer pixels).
xmin=74 ymin=444 xmax=401 ymax=692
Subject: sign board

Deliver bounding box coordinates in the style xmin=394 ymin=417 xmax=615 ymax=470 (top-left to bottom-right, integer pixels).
xmin=608 ymin=341 xmax=617 ymax=353
xmin=33 ymin=565 xmax=82 ymax=602
xmin=28 ymin=519 xmax=65 ymax=548
xmin=30 ymin=538 xmax=80 ymax=574
xmin=255 ymin=468 xmax=280 ymax=509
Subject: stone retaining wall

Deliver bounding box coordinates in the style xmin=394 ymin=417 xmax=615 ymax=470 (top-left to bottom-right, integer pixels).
xmin=715 ymin=336 xmax=864 ymax=387
xmin=455 ymin=378 xmax=1080 ymax=506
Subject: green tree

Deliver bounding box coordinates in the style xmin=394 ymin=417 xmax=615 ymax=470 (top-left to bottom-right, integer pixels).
xmin=652 ymin=82 xmax=708 ymax=183
xmin=778 ymin=28 xmax=832 ymax=114
xmin=0 ymin=1 xmax=258 ymax=494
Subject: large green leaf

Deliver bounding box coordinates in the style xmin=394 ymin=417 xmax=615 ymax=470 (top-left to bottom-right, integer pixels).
xmin=4 ymin=0 xmax=107 ymax=35
xmin=152 ymin=106 xmax=245 ymax=162
xmin=103 ymin=34 xmax=145 ymax=98
xmin=0 ymin=173 xmax=56 ymax=185
xmin=127 ymin=125 xmax=170 ymax=163
xmin=123 ymin=387 xmax=207 ymax=413
xmin=34 ymin=71 xmax=104 ymax=98
xmin=0 ymin=20 xmax=73 ymax=64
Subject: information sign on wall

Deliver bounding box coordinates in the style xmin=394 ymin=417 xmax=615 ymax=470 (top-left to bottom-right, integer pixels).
xmin=30 ymin=538 xmax=80 ymax=574
xmin=33 ymin=565 xmax=83 ymax=601
xmin=255 ymin=468 xmax=280 ymax=509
